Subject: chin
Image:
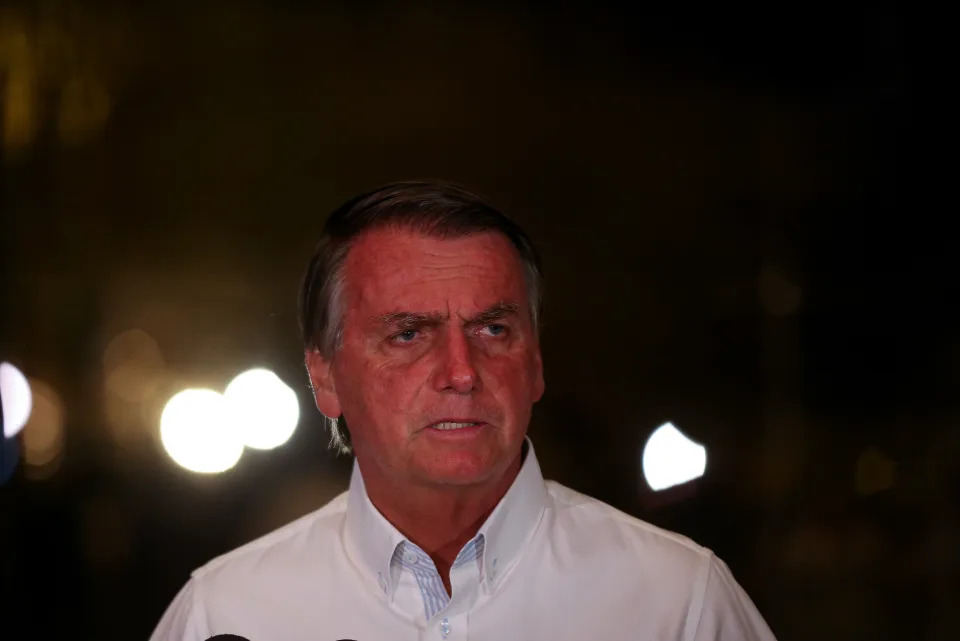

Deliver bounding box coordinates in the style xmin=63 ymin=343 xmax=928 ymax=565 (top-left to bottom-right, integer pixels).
xmin=418 ymin=457 xmax=501 ymax=487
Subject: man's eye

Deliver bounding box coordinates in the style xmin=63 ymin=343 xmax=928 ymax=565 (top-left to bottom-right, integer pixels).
xmin=480 ymin=324 xmax=507 ymax=338
xmin=393 ymin=329 xmax=419 ymax=343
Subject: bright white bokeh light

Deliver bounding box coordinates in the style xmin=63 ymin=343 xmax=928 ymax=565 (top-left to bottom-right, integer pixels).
xmin=642 ymin=422 xmax=707 ymax=491
xmin=1 ymin=362 xmax=32 ymax=437
xmin=224 ymin=368 xmax=300 ymax=450
xmin=160 ymin=389 xmax=243 ymax=473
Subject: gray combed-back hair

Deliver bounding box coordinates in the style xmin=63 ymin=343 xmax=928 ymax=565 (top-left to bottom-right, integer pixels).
xmin=298 ymin=180 xmax=543 ymax=453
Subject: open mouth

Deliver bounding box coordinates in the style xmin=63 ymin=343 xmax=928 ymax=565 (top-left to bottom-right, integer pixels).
xmin=429 ymin=421 xmax=484 ymax=431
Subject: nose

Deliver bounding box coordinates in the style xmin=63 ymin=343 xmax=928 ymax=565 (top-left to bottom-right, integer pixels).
xmin=432 ymin=328 xmax=479 ymax=394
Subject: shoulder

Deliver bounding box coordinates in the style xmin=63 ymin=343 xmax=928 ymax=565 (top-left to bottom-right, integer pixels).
xmin=542 ymin=482 xmax=777 ymax=639
xmin=150 ymin=492 xmax=351 ymax=638
xmin=192 ymin=490 xmax=349 ymax=588
xmin=544 ymin=480 xmax=713 ymax=576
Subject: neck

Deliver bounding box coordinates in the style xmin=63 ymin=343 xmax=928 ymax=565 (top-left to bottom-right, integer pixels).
xmin=361 ymin=452 xmax=523 ymax=588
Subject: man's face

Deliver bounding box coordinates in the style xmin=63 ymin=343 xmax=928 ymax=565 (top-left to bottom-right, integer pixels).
xmin=308 ymin=228 xmax=544 ymax=490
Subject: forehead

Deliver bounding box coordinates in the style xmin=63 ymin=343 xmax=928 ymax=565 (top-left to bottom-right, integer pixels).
xmin=342 ymin=227 xmax=527 ymax=311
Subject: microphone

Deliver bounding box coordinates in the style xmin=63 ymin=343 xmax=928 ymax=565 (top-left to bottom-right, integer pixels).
xmin=1 ymin=380 xmax=19 ymax=485
xmin=0 ymin=435 xmax=17 ymax=485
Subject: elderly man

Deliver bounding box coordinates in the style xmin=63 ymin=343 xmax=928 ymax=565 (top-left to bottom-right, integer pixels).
xmin=151 ymin=181 xmax=777 ymax=640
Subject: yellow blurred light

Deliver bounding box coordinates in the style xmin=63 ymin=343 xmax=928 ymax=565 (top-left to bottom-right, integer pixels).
xmin=0 ymin=12 xmax=38 ymax=154
xmin=642 ymin=422 xmax=707 ymax=491
xmin=160 ymin=389 xmax=243 ymax=474
xmin=103 ymin=329 xmax=165 ymax=403
xmin=21 ymin=378 xmax=65 ymax=475
xmin=224 ymin=368 xmax=300 ymax=450
xmin=1 ymin=361 xmax=32 ymax=437
xmin=2 ymin=64 xmax=38 ymax=153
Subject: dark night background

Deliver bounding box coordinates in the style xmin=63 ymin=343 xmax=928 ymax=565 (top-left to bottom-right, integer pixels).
xmin=2 ymin=1 xmax=955 ymax=640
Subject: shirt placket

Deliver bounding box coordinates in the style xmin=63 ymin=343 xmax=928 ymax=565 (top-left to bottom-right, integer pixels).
xmin=430 ymin=549 xmax=484 ymax=640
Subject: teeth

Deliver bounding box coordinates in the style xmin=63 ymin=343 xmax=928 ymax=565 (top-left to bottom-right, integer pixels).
xmin=432 ymin=422 xmax=478 ymax=431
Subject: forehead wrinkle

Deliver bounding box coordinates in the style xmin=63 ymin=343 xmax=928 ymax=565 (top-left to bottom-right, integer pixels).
xmin=344 ymin=229 xmax=529 ymax=332
xmin=372 ymin=301 xmax=518 ymax=329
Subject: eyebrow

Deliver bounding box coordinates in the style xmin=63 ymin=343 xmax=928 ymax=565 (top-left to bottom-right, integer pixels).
xmin=463 ymin=301 xmax=520 ymax=326
xmin=372 ymin=302 xmax=520 ymax=328
xmin=374 ymin=311 xmax=446 ymax=328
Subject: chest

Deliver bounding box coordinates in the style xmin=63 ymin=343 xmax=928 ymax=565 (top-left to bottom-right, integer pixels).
xmin=209 ymin=551 xmax=694 ymax=641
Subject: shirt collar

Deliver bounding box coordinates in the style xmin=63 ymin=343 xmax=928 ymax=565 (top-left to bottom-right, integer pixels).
xmin=474 ymin=438 xmax=547 ymax=591
xmin=343 ymin=438 xmax=547 ymax=596
xmin=343 ymin=463 xmax=407 ymax=598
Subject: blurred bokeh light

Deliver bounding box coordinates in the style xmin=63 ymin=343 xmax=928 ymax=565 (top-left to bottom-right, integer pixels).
xmin=21 ymin=378 xmax=66 ymax=478
xmin=159 ymin=388 xmax=243 ymax=474
xmin=0 ymin=3 xmax=125 ymax=157
xmin=102 ymin=329 xmax=168 ymax=451
xmin=102 ymin=329 xmax=166 ymax=403
xmin=0 ymin=361 xmax=32 ymax=438
xmin=642 ymin=422 xmax=707 ymax=491
xmin=224 ymin=368 xmax=300 ymax=450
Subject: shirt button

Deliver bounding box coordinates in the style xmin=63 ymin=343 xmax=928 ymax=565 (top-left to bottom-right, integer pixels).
xmin=440 ymin=617 xmax=450 ymax=639
xmin=404 ymin=551 xmax=418 ymax=564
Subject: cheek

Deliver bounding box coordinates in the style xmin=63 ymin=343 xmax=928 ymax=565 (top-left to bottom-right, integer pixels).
xmin=482 ymin=353 xmax=539 ymax=398
xmin=360 ymin=361 xmax=428 ymax=416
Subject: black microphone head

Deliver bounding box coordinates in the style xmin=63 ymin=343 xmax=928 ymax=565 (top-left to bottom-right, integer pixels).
xmin=0 ymin=370 xmax=21 ymax=485
xmin=1 ymin=435 xmax=19 ymax=486
xmin=204 ymin=636 xmax=251 ymax=641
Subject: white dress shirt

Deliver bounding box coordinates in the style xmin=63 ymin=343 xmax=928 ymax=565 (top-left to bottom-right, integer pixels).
xmin=150 ymin=440 xmax=777 ymax=641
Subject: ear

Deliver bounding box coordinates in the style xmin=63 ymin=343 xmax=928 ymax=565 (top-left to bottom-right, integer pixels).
xmin=304 ymin=348 xmax=342 ymax=419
